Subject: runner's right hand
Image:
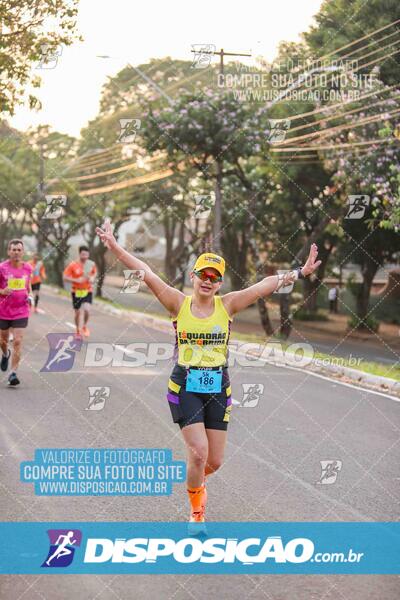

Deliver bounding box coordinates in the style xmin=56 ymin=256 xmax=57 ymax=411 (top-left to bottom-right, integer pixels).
xmin=0 ymin=287 xmax=12 ymax=296
xmin=96 ymin=218 xmax=117 ymax=249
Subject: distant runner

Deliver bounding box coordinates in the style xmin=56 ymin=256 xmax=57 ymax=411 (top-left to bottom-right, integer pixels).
xmin=0 ymin=239 xmax=33 ymax=386
xmin=29 ymin=253 xmax=47 ymax=312
xmin=63 ymin=246 xmax=97 ymax=338
xmin=96 ymin=219 xmax=321 ymax=532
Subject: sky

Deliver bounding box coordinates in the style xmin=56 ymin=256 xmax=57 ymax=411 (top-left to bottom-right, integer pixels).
xmin=10 ymin=0 xmax=324 ymax=137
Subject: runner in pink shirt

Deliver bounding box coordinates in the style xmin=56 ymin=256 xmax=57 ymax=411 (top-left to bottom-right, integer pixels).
xmin=0 ymin=239 xmax=33 ymax=386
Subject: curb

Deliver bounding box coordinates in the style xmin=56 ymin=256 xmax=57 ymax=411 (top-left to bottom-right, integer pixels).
xmin=47 ymin=286 xmax=400 ymax=396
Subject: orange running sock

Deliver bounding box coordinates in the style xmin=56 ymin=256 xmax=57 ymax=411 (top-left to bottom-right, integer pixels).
xmin=187 ymin=484 xmax=205 ymax=513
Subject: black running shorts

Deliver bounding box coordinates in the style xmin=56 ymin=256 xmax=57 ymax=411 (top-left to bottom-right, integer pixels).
xmin=167 ymin=364 xmax=232 ymax=431
xmin=0 ymin=317 xmax=29 ymax=330
xmin=71 ymin=291 xmax=93 ymax=310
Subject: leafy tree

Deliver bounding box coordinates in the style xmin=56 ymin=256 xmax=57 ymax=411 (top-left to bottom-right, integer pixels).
xmin=321 ymin=86 xmax=400 ymax=326
xmin=0 ymin=0 xmax=81 ymax=114
xmin=305 ymin=0 xmax=400 ymax=85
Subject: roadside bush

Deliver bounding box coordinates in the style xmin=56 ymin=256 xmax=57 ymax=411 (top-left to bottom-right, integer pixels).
xmin=293 ymin=308 xmax=329 ymax=321
xmin=347 ymin=315 xmax=380 ymax=332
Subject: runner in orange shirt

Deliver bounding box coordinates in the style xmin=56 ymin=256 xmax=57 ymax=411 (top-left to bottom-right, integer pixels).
xmin=63 ymin=246 xmax=97 ymax=338
xmin=28 ymin=254 xmax=47 ymax=313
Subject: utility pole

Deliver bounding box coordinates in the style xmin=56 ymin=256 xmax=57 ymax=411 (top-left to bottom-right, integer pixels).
xmin=191 ymin=47 xmax=251 ymax=252
xmin=191 ymin=47 xmax=251 ymax=75
xmin=213 ymin=49 xmax=251 ymax=251
xmin=214 ymin=48 xmax=252 ymax=75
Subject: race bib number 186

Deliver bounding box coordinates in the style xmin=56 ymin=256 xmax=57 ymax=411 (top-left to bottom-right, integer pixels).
xmin=186 ymin=368 xmax=222 ymax=393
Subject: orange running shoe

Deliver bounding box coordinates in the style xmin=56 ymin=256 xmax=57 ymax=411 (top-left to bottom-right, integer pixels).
xmin=188 ymin=509 xmax=207 ymax=536
xmin=189 ymin=510 xmax=205 ymax=524
xmin=82 ymin=326 xmax=90 ymax=337
xmin=74 ymin=329 xmax=82 ymax=339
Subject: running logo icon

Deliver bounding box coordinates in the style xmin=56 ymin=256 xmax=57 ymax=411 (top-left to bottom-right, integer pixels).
xmin=191 ymin=44 xmax=216 ymax=69
xmin=233 ymin=383 xmax=264 ymax=407
xmin=41 ymin=334 xmax=83 ymax=372
xmin=43 ymin=195 xmax=67 ymax=220
xmin=267 ymin=119 xmax=290 ymax=144
xmin=36 ymin=44 xmax=63 ymax=69
xmin=317 ymin=460 xmax=342 ymax=485
xmin=193 ymin=194 xmax=215 ymax=219
xmin=118 ymin=119 xmax=141 ymax=143
xmin=121 ymin=269 xmax=145 ymax=294
xmin=41 ymin=529 xmax=82 ymax=567
xmin=345 ymin=195 xmax=370 ymax=219
xmin=86 ymin=386 xmax=110 ymax=411
xmin=274 ymin=270 xmax=295 ymax=294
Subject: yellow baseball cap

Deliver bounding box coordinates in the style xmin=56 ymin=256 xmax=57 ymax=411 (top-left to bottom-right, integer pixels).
xmin=193 ymin=253 xmax=225 ymax=277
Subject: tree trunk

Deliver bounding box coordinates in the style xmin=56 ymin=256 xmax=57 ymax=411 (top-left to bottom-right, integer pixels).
xmin=94 ymin=246 xmax=107 ymax=298
xmin=257 ymin=297 xmax=274 ymax=336
xmin=222 ymin=229 xmax=248 ymax=291
xmin=172 ymin=221 xmax=188 ymax=290
xmin=300 ymin=242 xmax=333 ymax=315
xmin=355 ymin=259 xmax=379 ymax=327
xmin=213 ymin=159 xmax=223 ymax=253
xmin=53 ymin=248 xmax=67 ymax=287
xmin=279 ymin=293 xmax=291 ymax=339
xmin=302 ymin=276 xmax=319 ymax=312
xmin=163 ymin=215 xmax=177 ymax=284
xmin=377 ymin=269 xmax=400 ymax=299
xmin=247 ymin=191 xmax=273 ymax=337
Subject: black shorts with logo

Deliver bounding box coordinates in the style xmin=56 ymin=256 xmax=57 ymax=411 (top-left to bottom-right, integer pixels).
xmin=31 ymin=283 xmax=41 ymax=291
xmin=167 ymin=364 xmax=232 ymax=431
xmin=71 ymin=291 xmax=93 ymax=310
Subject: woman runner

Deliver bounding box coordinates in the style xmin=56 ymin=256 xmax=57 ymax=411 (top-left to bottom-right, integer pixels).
xmin=96 ymin=220 xmax=321 ymax=529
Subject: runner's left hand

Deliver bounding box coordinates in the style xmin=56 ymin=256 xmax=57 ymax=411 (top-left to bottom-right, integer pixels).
xmin=301 ymin=243 xmax=322 ymax=277
xmin=96 ymin=218 xmax=117 ymax=250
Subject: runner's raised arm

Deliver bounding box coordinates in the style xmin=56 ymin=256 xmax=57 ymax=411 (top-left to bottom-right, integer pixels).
xmin=222 ymin=243 xmax=321 ymax=316
xmin=96 ymin=219 xmax=184 ymax=316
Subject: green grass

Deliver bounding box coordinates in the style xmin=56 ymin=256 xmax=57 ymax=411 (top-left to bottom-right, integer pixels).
xmin=312 ymin=352 xmax=400 ymax=382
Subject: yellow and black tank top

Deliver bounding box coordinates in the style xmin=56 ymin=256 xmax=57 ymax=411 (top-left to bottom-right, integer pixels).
xmin=171 ymin=295 xmax=232 ymax=368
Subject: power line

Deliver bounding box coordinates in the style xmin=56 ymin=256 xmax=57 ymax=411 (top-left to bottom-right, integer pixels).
xmin=280 ymin=83 xmax=398 ymax=123
xmin=277 ymin=107 xmax=400 ymax=147
xmin=311 ymin=18 xmax=400 ymax=63
xmin=286 ymin=94 xmax=400 ymax=136
xmin=77 ymin=167 xmax=174 ymax=196
xmin=271 ymin=138 xmax=392 ymax=152
xmin=338 ymin=28 xmax=400 ymax=61
xmin=279 ymin=44 xmax=400 ymax=100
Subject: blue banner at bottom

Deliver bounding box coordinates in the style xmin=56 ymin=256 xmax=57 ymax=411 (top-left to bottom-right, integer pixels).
xmin=0 ymin=522 xmax=399 ymax=574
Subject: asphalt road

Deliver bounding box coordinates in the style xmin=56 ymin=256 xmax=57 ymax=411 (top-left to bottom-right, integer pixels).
xmin=0 ymin=290 xmax=399 ymax=599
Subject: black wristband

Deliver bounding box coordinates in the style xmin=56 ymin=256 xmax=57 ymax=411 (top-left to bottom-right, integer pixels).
xmin=297 ymin=267 xmax=305 ymax=279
